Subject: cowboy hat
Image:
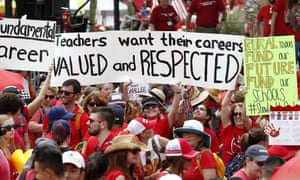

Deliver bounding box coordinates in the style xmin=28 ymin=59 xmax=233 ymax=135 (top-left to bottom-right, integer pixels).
xmin=104 ymin=134 xmax=147 ymax=154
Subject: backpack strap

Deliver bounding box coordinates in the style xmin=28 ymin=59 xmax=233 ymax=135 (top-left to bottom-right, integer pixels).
xmin=38 ymin=106 xmax=47 ymax=124
xmin=196 ymin=148 xmax=212 ymax=173
xmin=74 ymin=108 xmax=83 ymax=141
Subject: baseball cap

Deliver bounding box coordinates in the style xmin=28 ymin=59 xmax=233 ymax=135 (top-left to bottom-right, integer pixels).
xmin=245 ymin=144 xmax=269 ymax=162
xmin=48 ymin=106 xmax=74 ymax=122
xmin=51 ymin=119 xmax=71 ymax=134
xmin=108 ymin=104 xmax=124 ymax=125
xmin=142 ymin=96 xmax=159 ymax=109
xmin=2 ymin=86 xmax=19 ymax=94
xmin=165 ymin=138 xmax=199 ymax=159
xmin=127 ymin=117 xmax=157 ymax=135
xmin=62 ymin=151 xmax=85 ymax=169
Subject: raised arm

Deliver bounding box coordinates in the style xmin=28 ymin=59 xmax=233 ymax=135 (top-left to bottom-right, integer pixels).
xmin=27 ymin=66 xmax=52 ymax=117
xmin=168 ymin=82 xmax=182 ymax=128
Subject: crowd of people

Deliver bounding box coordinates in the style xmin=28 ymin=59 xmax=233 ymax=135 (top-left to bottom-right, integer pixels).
xmin=0 ymin=64 xmax=299 ymax=180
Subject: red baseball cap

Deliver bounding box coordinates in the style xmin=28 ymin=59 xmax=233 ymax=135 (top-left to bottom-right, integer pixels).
xmin=165 ymin=138 xmax=199 ymax=159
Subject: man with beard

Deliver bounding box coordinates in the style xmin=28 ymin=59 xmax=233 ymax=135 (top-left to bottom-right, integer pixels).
xmin=83 ymin=106 xmax=115 ymax=158
xmin=59 ymin=79 xmax=89 ymax=148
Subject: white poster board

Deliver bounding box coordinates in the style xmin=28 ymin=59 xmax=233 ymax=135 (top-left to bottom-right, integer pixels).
xmin=52 ymin=31 xmax=244 ymax=89
xmin=268 ymin=106 xmax=300 ymax=145
xmin=0 ymin=18 xmax=56 ymax=71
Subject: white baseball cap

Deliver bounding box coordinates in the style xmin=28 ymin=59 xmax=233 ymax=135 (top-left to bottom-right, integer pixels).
xmin=62 ymin=151 xmax=85 ymax=169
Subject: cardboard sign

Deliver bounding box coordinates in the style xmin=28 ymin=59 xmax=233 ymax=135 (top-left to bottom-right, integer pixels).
xmin=243 ymin=36 xmax=298 ymax=116
xmin=52 ymin=31 xmax=244 ymax=89
xmin=0 ymin=18 xmax=56 ymax=71
xmin=268 ymin=106 xmax=300 ymax=145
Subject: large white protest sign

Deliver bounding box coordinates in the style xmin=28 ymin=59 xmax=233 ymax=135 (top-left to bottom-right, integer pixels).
xmin=52 ymin=31 xmax=244 ymax=89
xmin=0 ymin=18 xmax=56 ymax=71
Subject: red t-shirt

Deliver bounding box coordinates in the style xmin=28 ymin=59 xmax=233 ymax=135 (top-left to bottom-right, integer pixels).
xmin=189 ymin=0 xmax=225 ymax=27
xmin=272 ymin=0 xmax=288 ymax=35
xmin=28 ymin=108 xmax=44 ymax=148
xmin=105 ymin=169 xmax=125 ymax=180
xmin=149 ymin=5 xmax=178 ymax=31
xmin=184 ymin=150 xmax=217 ymax=179
xmin=83 ymin=133 xmax=115 ymax=158
xmin=0 ymin=150 xmax=10 ymax=180
xmin=154 ymin=113 xmax=172 ymax=138
xmin=221 ymin=125 xmax=246 ymax=165
xmin=205 ymin=127 xmax=220 ymax=153
xmin=257 ymin=4 xmax=272 ymax=36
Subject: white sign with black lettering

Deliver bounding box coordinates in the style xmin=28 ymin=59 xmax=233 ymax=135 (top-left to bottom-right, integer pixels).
xmin=52 ymin=31 xmax=244 ymax=89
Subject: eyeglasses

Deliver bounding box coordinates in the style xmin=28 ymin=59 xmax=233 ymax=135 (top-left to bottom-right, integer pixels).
xmin=129 ymin=149 xmax=140 ymax=155
xmin=88 ymin=118 xmax=104 ymax=123
xmin=255 ymin=161 xmax=265 ymax=167
xmin=144 ymin=104 xmax=158 ymax=110
xmin=45 ymin=95 xmax=55 ymax=99
xmin=88 ymin=102 xmax=103 ymax=107
xmin=234 ymin=112 xmax=242 ymax=117
xmin=60 ymin=90 xmax=74 ymax=96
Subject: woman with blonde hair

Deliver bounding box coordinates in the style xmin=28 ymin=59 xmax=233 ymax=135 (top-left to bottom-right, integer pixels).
xmin=0 ymin=114 xmax=18 ymax=179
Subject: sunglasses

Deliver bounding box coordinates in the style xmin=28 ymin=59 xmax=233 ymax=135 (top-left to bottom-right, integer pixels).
xmin=45 ymin=95 xmax=55 ymax=100
xmin=60 ymin=90 xmax=74 ymax=96
xmin=144 ymin=104 xmax=158 ymax=110
xmin=88 ymin=118 xmax=104 ymax=124
xmin=129 ymin=149 xmax=140 ymax=155
xmin=234 ymin=112 xmax=242 ymax=117
xmin=88 ymin=102 xmax=103 ymax=107
xmin=255 ymin=161 xmax=265 ymax=167
xmin=1 ymin=124 xmax=18 ymax=134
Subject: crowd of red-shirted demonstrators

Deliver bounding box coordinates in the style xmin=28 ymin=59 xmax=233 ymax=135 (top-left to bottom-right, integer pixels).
xmin=1 ymin=0 xmax=300 ymax=179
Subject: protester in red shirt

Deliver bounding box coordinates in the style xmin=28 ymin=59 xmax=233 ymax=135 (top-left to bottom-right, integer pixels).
xmin=149 ymin=0 xmax=180 ymax=31
xmin=104 ymin=134 xmax=143 ymax=180
xmin=174 ymin=120 xmax=217 ymax=180
xmin=220 ymin=90 xmax=252 ymax=165
xmin=270 ymin=0 xmax=288 ymax=35
xmin=59 ymin=79 xmax=89 ymax=148
xmin=140 ymin=83 xmax=181 ymax=138
xmin=256 ymin=0 xmax=276 ymax=37
xmin=186 ymin=0 xmax=226 ymax=33
xmin=83 ymin=106 xmax=115 ymax=158
xmin=28 ymin=87 xmax=57 ymax=148
xmin=156 ymin=138 xmax=199 ymax=179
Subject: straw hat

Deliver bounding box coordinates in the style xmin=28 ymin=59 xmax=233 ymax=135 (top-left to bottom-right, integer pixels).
xmin=190 ymin=87 xmax=209 ymax=107
xmin=104 ymin=134 xmax=147 ymax=154
xmin=139 ymin=88 xmax=166 ymax=103
xmin=204 ymin=88 xmax=222 ymax=103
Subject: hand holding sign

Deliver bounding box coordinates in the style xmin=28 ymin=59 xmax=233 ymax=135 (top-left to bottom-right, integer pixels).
xmin=264 ymin=123 xmax=280 ymax=137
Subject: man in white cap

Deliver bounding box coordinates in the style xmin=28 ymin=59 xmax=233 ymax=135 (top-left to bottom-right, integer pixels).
xmin=62 ymin=151 xmax=85 ymax=180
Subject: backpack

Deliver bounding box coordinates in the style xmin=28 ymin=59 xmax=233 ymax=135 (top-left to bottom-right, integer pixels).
xmin=196 ymin=149 xmax=226 ymax=179
xmin=225 ymin=152 xmax=245 ymax=178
